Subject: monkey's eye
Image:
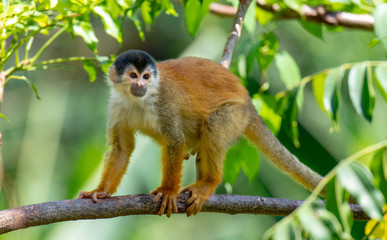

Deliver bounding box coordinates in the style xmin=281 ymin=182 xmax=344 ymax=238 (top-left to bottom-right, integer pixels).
xmin=143 ymin=74 xmax=150 ymax=80
xmin=130 ymin=73 xmax=137 ymax=78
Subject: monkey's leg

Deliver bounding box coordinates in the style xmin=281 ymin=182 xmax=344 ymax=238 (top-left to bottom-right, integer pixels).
xmin=78 ymin=125 xmax=135 ymax=202
xmin=151 ymin=142 xmax=185 ymax=217
xmin=181 ymin=104 xmax=249 ymax=216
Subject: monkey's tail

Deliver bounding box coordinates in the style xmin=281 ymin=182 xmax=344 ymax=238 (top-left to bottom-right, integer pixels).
xmin=244 ymin=106 xmax=324 ymax=194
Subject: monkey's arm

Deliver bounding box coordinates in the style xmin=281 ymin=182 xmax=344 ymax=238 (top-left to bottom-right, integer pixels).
xmin=79 ymin=123 xmax=135 ymax=202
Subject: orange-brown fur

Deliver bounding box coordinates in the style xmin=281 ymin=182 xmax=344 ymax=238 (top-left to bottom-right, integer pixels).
xmin=79 ymin=56 xmax=323 ymax=217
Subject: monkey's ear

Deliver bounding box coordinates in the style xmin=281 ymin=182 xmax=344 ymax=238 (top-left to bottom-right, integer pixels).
xmin=109 ymin=65 xmax=119 ymax=82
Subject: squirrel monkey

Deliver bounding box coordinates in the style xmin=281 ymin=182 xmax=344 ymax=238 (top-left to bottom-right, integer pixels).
xmin=79 ymin=50 xmax=323 ymax=217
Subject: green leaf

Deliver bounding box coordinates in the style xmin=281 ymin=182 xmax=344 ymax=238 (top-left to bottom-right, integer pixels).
xmin=277 ymin=88 xmax=300 ymax=147
xmin=184 ymin=0 xmax=211 ymax=36
xmin=82 ymin=60 xmax=97 ymax=82
xmin=255 ymin=6 xmax=274 ymax=26
xmin=298 ymin=204 xmax=332 ymax=240
xmin=312 ymin=71 xmax=328 ymax=114
xmin=256 ymin=32 xmax=279 ymax=72
xmin=370 ymin=148 xmax=387 ymax=200
xmin=253 ymin=94 xmax=282 ymax=135
xmin=13 ymin=75 xmax=41 ymax=100
xmin=374 ymin=3 xmax=387 ymax=52
xmin=323 ymin=66 xmax=344 ymax=121
xmin=0 ymin=113 xmax=9 ymax=122
xmin=284 ymin=0 xmax=302 ymax=13
xmin=326 ymin=177 xmax=353 ymax=235
xmin=32 ymin=12 xmax=50 ymax=27
xmin=93 ymin=6 xmax=122 ymax=43
xmin=127 ymin=11 xmax=145 ymax=41
xmin=275 ymin=51 xmax=301 ymax=90
xmin=300 ymin=21 xmax=323 ymax=40
xmin=375 ymin=65 xmax=387 ymax=102
xmin=224 ymin=138 xmax=260 ymax=183
xmin=73 ymin=20 xmax=98 ymax=52
xmin=161 ymin=0 xmax=178 ymax=16
xmin=368 ymin=38 xmax=381 ymax=48
xmin=363 ymin=65 xmax=376 ymax=122
xmin=348 ymin=63 xmax=375 ymax=122
xmin=337 ymin=162 xmax=385 ymax=220
xmin=141 ymin=1 xmax=153 ymax=25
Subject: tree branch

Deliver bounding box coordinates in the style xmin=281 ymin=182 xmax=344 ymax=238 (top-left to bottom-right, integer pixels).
xmin=211 ymin=0 xmax=374 ymax=31
xmin=0 ymin=193 xmax=368 ymax=234
xmin=220 ymin=0 xmax=253 ymax=68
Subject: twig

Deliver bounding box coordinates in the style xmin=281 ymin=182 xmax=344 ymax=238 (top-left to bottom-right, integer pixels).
xmin=220 ymin=0 xmax=253 ymax=68
xmin=0 ymin=193 xmax=369 ymax=234
xmin=211 ymin=0 xmax=374 ymax=31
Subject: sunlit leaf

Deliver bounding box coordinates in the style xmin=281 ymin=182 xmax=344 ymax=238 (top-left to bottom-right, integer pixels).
xmin=32 ymin=12 xmax=50 ymax=27
xmin=323 ymin=66 xmax=344 ymax=121
xmin=253 ymin=94 xmax=282 ymax=135
xmin=348 ymin=63 xmax=375 ymax=122
xmin=375 ymin=65 xmax=387 ymax=102
xmin=0 ymin=113 xmax=9 ymax=122
xmin=73 ymin=20 xmax=98 ymax=52
xmin=255 ymin=6 xmax=274 ymax=26
xmin=127 ymin=11 xmax=145 ymax=41
xmin=82 ymin=60 xmax=97 ymax=82
xmin=161 ymin=0 xmax=178 ymax=16
xmin=275 ymin=51 xmax=301 ymax=90
xmin=284 ymin=0 xmax=302 ymax=12
xmin=338 ymin=162 xmax=385 ymax=220
xmin=93 ymin=6 xmax=122 ymax=43
xmin=184 ymin=0 xmax=211 ymax=36
xmin=256 ymin=32 xmax=279 ymax=72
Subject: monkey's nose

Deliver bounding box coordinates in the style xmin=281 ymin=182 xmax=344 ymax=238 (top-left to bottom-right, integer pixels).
xmin=136 ymin=81 xmax=145 ymax=87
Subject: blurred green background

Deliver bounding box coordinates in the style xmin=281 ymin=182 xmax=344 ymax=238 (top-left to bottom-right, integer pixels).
xmin=1 ymin=5 xmax=386 ymax=240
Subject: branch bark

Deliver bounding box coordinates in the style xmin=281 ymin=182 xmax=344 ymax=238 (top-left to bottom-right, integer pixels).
xmin=0 ymin=193 xmax=369 ymax=234
xmin=211 ymin=0 xmax=374 ymax=31
xmin=220 ymin=0 xmax=253 ymax=68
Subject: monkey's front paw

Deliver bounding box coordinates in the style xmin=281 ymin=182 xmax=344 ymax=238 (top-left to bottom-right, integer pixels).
xmin=78 ymin=191 xmax=112 ymax=203
xmin=151 ymin=187 xmax=178 ymax=217
xmin=180 ymin=184 xmax=214 ymax=217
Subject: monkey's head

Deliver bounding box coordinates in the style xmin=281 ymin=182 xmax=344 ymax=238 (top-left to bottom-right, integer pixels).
xmin=109 ymin=50 xmax=158 ymax=98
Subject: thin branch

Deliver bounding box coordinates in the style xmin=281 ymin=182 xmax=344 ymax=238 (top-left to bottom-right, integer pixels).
xmin=211 ymin=0 xmax=374 ymax=31
xmin=220 ymin=0 xmax=253 ymax=68
xmin=0 ymin=194 xmax=369 ymax=234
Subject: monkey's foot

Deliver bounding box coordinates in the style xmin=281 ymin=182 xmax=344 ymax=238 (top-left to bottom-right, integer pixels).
xmin=151 ymin=187 xmax=179 ymax=217
xmin=78 ymin=191 xmax=112 ymax=203
xmin=180 ymin=183 xmax=214 ymax=217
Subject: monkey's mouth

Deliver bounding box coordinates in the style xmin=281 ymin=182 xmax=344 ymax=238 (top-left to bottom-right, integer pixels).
xmin=130 ymin=85 xmax=147 ymax=97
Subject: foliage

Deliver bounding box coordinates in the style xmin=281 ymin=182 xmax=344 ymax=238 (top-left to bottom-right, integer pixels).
xmin=0 ymin=0 xmax=387 ymax=239
xmin=0 ymin=0 xmax=177 ymax=105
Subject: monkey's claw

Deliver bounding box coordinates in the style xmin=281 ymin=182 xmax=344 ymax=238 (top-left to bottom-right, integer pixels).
xmin=151 ymin=187 xmax=178 ymax=217
xmin=78 ymin=191 xmax=111 ymax=203
xmin=180 ymin=184 xmax=213 ymax=217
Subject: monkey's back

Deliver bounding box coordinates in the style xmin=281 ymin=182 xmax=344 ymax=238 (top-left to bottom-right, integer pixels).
xmin=157 ymin=57 xmax=249 ymax=117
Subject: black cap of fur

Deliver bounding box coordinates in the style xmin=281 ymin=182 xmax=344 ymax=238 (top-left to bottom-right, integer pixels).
xmin=113 ymin=50 xmax=157 ymax=76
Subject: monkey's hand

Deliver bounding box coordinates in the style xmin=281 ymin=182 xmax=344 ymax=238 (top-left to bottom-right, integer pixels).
xmin=180 ymin=182 xmax=215 ymax=217
xmin=151 ymin=186 xmax=179 ymax=217
xmin=78 ymin=190 xmax=112 ymax=203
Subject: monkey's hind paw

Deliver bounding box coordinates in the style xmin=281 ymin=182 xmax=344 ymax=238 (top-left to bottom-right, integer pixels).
xmin=151 ymin=187 xmax=178 ymax=218
xmin=78 ymin=191 xmax=112 ymax=203
xmin=180 ymin=184 xmax=213 ymax=217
